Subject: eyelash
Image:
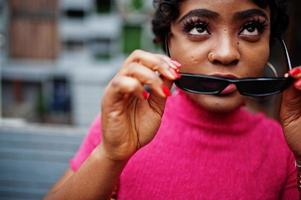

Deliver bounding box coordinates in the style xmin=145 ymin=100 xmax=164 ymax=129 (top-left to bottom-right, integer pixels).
xmin=182 ymin=18 xmax=210 ymax=34
xmin=239 ymin=19 xmax=268 ymax=35
xmin=181 ymin=18 xmax=268 ymax=37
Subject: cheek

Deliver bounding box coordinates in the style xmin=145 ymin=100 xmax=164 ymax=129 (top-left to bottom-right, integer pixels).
xmin=170 ymin=38 xmax=209 ymax=68
xmin=241 ymin=43 xmax=270 ymax=76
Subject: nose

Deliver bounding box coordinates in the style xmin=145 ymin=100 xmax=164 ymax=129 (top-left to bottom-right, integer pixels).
xmin=208 ymin=35 xmax=240 ymax=66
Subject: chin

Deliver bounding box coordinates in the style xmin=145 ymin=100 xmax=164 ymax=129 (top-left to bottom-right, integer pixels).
xmin=186 ymin=92 xmax=245 ymax=113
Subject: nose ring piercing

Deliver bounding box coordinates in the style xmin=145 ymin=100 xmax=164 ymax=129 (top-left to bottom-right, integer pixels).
xmin=208 ymin=52 xmax=215 ymax=62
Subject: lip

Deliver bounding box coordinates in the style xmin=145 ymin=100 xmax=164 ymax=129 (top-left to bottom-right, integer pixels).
xmin=209 ymin=73 xmax=240 ymax=79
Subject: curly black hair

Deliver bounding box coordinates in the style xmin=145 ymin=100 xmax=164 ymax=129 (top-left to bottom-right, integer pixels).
xmin=152 ymin=0 xmax=289 ymax=49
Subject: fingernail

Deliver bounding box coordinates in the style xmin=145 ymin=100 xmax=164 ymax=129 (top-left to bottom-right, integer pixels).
xmin=162 ymin=85 xmax=171 ymax=97
xmin=143 ymin=90 xmax=150 ymax=100
xmin=289 ymin=68 xmax=301 ymax=76
xmin=171 ymin=60 xmax=182 ymax=67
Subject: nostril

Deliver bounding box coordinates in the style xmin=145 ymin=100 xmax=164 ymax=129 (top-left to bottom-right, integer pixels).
xmin=228 ymin=59 xmax=239 ymax=66
xmin=208 ymin=49 xmax=240 ymax=66
xmin=211 ymin=59 xmax=239 ymax=66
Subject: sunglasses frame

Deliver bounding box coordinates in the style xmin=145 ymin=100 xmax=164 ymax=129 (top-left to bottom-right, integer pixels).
xmin=175 ymin=73 xmax=293 ymax=97
xmin=173 ymin=39 xmax=294 ymax=97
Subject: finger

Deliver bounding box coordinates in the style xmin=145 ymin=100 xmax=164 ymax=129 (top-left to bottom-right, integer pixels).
xmin=146 ymin=75 xmax=173 ymax=116
xmin=124 ymin=62 xmax=177 ymax=98
xmin=288 ymin=67 xmax=301 ymax=90
xmin=282 ymin=84 xmax=301 ymax=104
xmin=124 ymin=50 xmax=181 ymax=80
xmin=294 ymin=79 xmax=301 ymax=90
xmin=289 ymin=67 xmax=301 ymax=79
xmin=281 ymin=81 xmax=301 ymax=120
xmin=105 ymin=75 xmax=146 ymax=103
xmin=157 ymin=54 xmax=182 ymax=71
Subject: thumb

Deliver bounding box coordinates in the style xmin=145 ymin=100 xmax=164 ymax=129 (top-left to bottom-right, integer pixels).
xmin=280 ymin=83 xmax=301 ymax=124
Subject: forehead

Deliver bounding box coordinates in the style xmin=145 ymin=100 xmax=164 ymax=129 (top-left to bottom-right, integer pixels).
xmin=178 ymin=0 xmax=270 ymax=20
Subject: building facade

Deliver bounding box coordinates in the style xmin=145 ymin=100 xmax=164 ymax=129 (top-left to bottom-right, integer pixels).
xmin=1 ymin=0 xmax=155 ymax=127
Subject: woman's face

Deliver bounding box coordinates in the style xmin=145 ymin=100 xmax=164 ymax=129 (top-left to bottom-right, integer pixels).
xmin=169 ymin=0 xmax=271 ymax=113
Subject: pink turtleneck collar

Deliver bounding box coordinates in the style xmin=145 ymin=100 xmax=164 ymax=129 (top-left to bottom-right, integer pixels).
xmin=162 ymin=89 xmax=258 ymax=134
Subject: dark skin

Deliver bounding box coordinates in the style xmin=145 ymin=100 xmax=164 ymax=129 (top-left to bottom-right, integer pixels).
xmin=44 ymin=0 xmax=301 ymax=199
xmin=169 ymin=0 xmax=271 ymax=112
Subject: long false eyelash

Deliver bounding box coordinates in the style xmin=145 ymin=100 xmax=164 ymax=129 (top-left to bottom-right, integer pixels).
xmin=240 ymin=18 xmax=269 ymax=34
xmin=181 ymin=17 xmax=209 ymax=33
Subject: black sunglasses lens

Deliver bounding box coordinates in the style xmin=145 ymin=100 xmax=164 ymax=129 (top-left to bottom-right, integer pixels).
xmin=237 ymin=78 xmax=290 ymax=96
xmin=175 ymin=75 xmax=228 ymax=94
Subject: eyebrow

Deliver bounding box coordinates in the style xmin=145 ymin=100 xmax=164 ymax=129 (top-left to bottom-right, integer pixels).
xmin=178 ymin=9 xmax=219 ymax=23
xmin=177 ymin=8 xmax=269 ymax=24
xmin=233 ymin=9 xmax=269 ymax=21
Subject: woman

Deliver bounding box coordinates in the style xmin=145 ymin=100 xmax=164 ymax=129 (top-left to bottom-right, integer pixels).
xmin=45 ymin=0 xmax=301 ymax=199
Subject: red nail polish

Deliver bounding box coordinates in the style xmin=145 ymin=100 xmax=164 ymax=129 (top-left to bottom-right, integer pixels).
xmin=162 ymin=85 xmax=171 ymax=97
xmin=143 ymin=91 xmax=150 ymax=100
xmin=289 ymin=68 xmax=301 ymax=76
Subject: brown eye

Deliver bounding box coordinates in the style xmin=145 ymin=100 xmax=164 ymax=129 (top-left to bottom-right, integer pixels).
xmin=241 ymin=26 xmax=259 ymax=36
xmin=189 ymin=23 xmax=209 ymax=36
xmin=182 ymin=18 xmax=211 ymax=39
xmin=239 ymin=21 xmax=266 ymax=37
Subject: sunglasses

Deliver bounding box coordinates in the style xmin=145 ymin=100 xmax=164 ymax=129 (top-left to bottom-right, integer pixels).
xmin=174 ymin=39 xmax=294 ymax=97
xmin=174 ymin=73 xmax=293 ymax=97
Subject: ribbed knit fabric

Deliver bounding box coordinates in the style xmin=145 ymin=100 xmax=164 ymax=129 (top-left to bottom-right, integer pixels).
xmin=70 ymin=90 xmax=298 ymax=199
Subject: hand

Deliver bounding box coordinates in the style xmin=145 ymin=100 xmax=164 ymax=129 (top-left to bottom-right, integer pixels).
xmin=280 ymin=67 xmax=301 ymax=158
xmin=100 ymin=50 xmax=181 ymax=161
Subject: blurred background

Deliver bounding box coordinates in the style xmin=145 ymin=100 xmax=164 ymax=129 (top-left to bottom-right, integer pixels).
xmin=0 ymin=0 xmax=157 ymax=127
xmin=0 ymin=0 xmax=300 ymax=199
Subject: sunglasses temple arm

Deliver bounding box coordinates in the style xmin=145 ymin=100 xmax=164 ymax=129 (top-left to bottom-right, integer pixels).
xmin=165 ymin=35 xmax=171 ymax=57
xmin=281 ymin=39 xmax=293 ymax=71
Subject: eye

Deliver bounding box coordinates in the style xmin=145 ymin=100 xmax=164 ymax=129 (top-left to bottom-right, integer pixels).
xmin=182 ymin=18 xmax=211 ymax=37
xmin=239 ymin=20 xmax=267 ymax=36
xmin=240 ymin=23 xmax=259 ymax=36
xmin=189 ymin=23 xmax=210 ymax=35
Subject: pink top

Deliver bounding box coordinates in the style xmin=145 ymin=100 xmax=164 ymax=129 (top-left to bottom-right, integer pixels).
xmin=70 ymin=90 xmax=298 ymax=199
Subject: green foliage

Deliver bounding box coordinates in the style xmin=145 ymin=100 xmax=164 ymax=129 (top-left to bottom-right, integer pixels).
xmin=130 ymin=0 xmax=143 ymax=10
xmin=94 ymin=53 xmax=111 ymax=60
xmin=123 ymin=24 xmax=142 ymax=54
xmin=36 ymin=88 xmax=47 ymax=121
xmin=96 ymin=0 xmax=112 ymax=14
